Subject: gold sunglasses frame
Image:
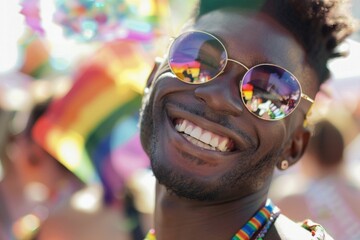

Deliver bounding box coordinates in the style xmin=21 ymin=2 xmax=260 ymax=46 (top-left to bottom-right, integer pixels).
xmin=167 ymin=30 xmax=314 ymax=121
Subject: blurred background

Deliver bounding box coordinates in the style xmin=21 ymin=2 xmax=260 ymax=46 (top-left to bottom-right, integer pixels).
xmin=269 ymin=2 xmax=360 ymax=240
xmin=0 ymin=0 xmax=197 ymax=239
xmin=0 ymin=0 xmax=359 ymax=240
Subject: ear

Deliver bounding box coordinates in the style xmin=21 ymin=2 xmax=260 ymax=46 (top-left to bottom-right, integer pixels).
xmin=277 ymin=126 xmax=311 ymax=170
xmin=145 ymin=57 xmax=163 ymax=90
xmin=142 ymin=57 xmax=163 ymax=107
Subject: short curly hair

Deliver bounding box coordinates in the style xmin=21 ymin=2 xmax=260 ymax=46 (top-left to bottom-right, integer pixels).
xmin=194 ymin=0 xmax=356 ymax=84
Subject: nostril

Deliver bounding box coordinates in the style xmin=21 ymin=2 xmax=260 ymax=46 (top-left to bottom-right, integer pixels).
xmin=195 ymin=94 xmax=207 ymax=104
xmin=194 ymin=87 xmax=207 ymax=103
xmin=194 ymin=82 xmax=243 ymax=116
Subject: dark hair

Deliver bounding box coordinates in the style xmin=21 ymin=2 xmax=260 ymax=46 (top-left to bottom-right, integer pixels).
xmin=195 ymin=0 xmax=355 ymax=84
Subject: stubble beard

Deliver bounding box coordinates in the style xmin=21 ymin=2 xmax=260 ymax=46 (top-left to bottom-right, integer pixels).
xmin=152 ymin=149 xmax=280 ymax=201
xmin=140 ymin=100 xmax=281 ymax=202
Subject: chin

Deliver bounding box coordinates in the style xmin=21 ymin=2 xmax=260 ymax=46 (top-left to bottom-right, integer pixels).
xmin=152 ymin=161 xmax=222 ymax=201
xmin=151 ymin=145 xmax=281 ymax=202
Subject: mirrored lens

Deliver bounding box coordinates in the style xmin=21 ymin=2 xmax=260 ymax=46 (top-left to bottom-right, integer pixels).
xmin=168 ymin=31 xmax=227 ymax=84
xmin=241 ymin=64 xmax=301 ymax=120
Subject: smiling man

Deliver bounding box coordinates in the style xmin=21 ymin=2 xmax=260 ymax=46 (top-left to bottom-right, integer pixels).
xmin=139 ymin=0 xmax=355 ymax=239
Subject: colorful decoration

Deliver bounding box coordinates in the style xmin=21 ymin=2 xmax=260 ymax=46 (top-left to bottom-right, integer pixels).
xmin=53 ymin=0 xmax=168 ymax=42
xmin=233 ymin=199 xmax=280 ymax=240
xmin=18 ymin=30 xmax=52 ymax=78
xmin=19 ymin=0 xmax=169 ymax=42
xmin=20 ymin=0 xmax=45 ymax=36
xmin=32 ymin=40 xmax=152 ymax=202
xmin=144 ymin=199 xmax=281 ymax=240
xmin=301 ymin=220 xmax=326 ymax=240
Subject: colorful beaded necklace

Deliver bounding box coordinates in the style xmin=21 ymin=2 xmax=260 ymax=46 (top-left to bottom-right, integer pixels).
xmin=144 ymin=199 xmax=280 ymax=240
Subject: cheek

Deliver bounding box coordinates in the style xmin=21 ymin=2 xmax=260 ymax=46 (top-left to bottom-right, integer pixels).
xmin=287 ymin=110 xmax=307 ymax=134
xmin=263 ymin=113 xmax=306 ymax=157
xmin=150 ymin=72 xmax=191 ymax=100
xmin=140 ymin=83 xmax=166 ymax=155
xmin=256 ymin=122 xmax=288 ymax=157
xmin=139 ymin=102 xmax=153 ymax=155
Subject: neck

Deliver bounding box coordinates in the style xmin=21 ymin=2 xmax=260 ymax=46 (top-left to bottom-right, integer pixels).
xmin=153 ymin=183 xmax=269 ymax=240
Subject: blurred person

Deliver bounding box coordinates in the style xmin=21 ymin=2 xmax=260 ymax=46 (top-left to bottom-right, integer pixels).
xmin=334 ymin=76 xmax=360 ymax=186
xmin=0 ymin=99 xmax=84 ymax=240
xmin=0 ymin=9 xmax=93 ymax=238
xmin=0 ymin=109 xmax=17 ymax=240
xmin=33 ymin=40 xmax=154 ymax=240
xmin=345 ymin=99 xmax=360 ymax=182
xmin=271 ymin=120 xmax=360 ymax=239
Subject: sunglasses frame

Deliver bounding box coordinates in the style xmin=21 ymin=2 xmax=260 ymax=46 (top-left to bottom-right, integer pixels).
xmin=167 ymin=30 xmax=314 ymax=121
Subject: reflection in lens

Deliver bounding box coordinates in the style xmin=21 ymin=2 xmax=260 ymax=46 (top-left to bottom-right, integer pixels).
xmin=169 ymin=31 xmax=227 ymax=83
xmin=241 ymin=65 xmax=301 ymax=120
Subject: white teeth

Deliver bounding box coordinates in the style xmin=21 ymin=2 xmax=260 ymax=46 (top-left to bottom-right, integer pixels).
xmin=190 ymin=126 xmax=202 ymax=139
xmin=203 ymin=144 xmax=216 ymax=150
xmin=200 ymin=131 xmax=211 ymax=145
xmin=218 ymin=138 xmax=229 ymax=152
xmin=183 ymin=134 xmax=216 ymax=151
xmin=185 ymin=135 xmax=192 ymax=142
xmin=190 ymin=138 xmax=198 ymax=145
xmin=179 ymin=121 xmax=186 ymax=132
xmin=209 ymin=136 xmax=219 ymax=148
xmin=184 ymin=125 xmax=193 ymax=135
xmin=175 ymin=119 xmax=232 ymax=152
xmin=197 ymin=140 xmax=205 ymax=148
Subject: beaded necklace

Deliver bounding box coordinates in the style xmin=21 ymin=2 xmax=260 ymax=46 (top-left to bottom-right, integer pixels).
xmin=144 ymin=199 xmax=280 ymax=240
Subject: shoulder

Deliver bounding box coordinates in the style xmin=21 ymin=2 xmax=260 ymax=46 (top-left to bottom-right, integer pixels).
xmin=267 ymin=214 xmax=334 ymax=240
xmin=275 ymin=194 xmax=312 ymax=222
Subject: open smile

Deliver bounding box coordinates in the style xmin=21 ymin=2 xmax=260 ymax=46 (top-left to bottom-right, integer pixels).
xmin=173 ymin=118 xmax=235 ymax=152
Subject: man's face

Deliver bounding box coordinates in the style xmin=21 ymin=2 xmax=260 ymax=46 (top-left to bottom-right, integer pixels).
xmin=140 ymin=9 xmax=317 ymax=201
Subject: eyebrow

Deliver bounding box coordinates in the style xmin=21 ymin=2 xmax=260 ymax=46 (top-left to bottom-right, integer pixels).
xmin=209 ymin=32 xmax=275 ymax=68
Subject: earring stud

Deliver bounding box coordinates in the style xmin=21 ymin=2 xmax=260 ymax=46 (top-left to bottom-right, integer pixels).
xmin=280 ymin=160 xmax=289 ymax=170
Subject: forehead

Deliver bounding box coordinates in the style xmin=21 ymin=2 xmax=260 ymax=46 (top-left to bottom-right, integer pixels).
xmin=191 ymin=9 xmax=318 ymax=96
xmin=193 ymin=9 xmax=303 ymax=66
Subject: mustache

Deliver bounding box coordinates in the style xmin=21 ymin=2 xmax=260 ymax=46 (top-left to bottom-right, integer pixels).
xmin=165 ymin=99 xmax=255 ymax=146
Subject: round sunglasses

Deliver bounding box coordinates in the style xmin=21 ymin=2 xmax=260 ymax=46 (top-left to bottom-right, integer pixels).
xmin=167 ymin=30 xmax=314 ymax=121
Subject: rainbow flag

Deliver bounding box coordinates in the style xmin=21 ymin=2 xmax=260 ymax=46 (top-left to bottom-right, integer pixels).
xmin=32 ymin=40 xmax=152 ymax=201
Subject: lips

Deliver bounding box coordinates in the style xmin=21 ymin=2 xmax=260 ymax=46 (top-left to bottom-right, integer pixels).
xmin=174 ymin=118 xmax=235 ymax=152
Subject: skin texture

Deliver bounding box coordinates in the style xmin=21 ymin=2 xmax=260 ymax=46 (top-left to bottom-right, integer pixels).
xmin=140 ymin=9 xmax=319 ymax=240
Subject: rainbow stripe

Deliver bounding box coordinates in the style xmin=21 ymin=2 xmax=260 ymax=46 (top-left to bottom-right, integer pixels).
xmin=232 ymin=199 xmax=275 ymax=240
xmin=145 ymin=199 xmax=279 ymax=240
xmin=32 ymin=40 xmax=152 ymax=201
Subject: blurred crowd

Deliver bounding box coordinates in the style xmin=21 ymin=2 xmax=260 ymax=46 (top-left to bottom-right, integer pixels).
xmin=0 ymin=0 xmax=359 ymax=240
xmin=269 ymin=38 xmax=360 ymax=239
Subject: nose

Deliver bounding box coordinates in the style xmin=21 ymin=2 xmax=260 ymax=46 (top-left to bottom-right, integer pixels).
xmin=194 ymin=68 xmax=244 ymax=116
